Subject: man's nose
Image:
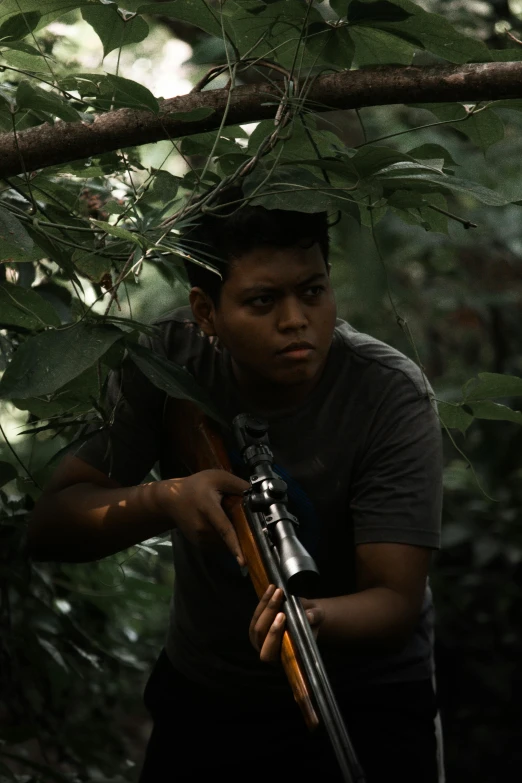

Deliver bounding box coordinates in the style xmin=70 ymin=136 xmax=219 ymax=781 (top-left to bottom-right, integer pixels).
xmin=277 ymin=296 xmax=308 ymax=331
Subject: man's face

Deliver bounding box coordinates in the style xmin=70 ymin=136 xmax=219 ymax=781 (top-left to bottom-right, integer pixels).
xmin=202 ymin=242 xmax=337 ymax=395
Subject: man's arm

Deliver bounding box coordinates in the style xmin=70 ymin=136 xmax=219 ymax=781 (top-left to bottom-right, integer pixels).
xmin=249 ymin=542 xmax=431 ymax=661
xmin=311 ymin=542 xmax=431 ymax=651
xmin=28 ymin=454 xmax=248 ymax=564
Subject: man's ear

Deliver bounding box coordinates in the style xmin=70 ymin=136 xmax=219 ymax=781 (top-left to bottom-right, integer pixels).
xmin=326 ymin=262 xmax=332 ymax=276
xmin=189 ymin=287 xmax=217 ymax=336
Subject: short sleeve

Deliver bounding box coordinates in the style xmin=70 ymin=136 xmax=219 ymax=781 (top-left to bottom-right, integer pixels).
xmin=74 ymin=347 xmax=165 ymax=487
xmin=350 ymin=375 xmax=442 ymax=549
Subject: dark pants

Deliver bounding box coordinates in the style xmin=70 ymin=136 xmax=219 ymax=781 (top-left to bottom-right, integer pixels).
xmin=139 ymin=649 xmax=439 ymax=783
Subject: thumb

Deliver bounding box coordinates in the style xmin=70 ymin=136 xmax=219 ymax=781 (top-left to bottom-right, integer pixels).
xmin=306 ymin=606 xmax=324 ymax=627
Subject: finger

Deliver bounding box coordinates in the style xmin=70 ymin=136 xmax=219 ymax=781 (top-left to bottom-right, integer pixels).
xmin=251 ymin=588 xmax=284 ymax=649
xmin=208 ymin=469 xmax=250 ymax=495
xmin=205 ymin=502 xmax=245 ymax=565
xmin=249 ymin=584 xmax=277 ymax=631
xmin=259 ymin=612 xmax=286 ymax=664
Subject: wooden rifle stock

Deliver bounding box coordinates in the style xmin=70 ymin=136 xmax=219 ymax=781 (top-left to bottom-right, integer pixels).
xmin=168 ymin=399 xmax=319 ymax=731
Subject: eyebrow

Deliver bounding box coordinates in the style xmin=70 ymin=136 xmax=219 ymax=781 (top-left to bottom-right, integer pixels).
xmin=240 ymin=272 xmax=327 ymax=297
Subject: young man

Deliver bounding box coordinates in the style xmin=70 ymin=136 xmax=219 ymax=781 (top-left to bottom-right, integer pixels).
xmin=28 ymin=189 xmax=443 ymax=782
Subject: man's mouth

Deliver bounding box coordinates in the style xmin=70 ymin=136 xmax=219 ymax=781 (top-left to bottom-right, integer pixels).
xmin=277 ymin=341 xmax=315 ymax=358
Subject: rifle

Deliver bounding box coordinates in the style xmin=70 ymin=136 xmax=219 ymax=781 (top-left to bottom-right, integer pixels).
xmin=169 ymin=399 xmax=365 ymax=783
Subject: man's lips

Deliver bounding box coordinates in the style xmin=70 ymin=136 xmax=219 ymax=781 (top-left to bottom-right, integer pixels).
xmin=277 ymin=341 xmax=315 ymax=354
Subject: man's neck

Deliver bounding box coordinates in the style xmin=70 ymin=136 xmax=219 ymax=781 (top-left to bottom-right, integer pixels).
xmin=231 ymin=359 xmax=327 ymax=413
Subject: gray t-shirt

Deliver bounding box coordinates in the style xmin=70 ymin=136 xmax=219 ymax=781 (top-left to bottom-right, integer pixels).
xmin=76 ymin=306 xmax=442 ymax=693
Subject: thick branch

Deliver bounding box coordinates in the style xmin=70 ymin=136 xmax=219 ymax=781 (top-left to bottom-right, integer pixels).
xmin=1 ymin=62 xmax=522 ymax=178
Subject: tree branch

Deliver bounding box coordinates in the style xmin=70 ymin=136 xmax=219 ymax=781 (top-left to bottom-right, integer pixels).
xmin=1 ymin=62 xmax=522 ymax=178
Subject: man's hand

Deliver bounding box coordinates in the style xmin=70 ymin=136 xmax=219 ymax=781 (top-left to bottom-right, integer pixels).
xmin=249 ymin=584 xmax=324 ymax=664
xmin=155 ymin=469 xmax=249 ymax=565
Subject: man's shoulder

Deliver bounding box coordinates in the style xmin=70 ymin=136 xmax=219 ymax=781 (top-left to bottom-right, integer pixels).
xmin=151 ymin=305 xmax=197 ymax=339
xmin=148 ymin=305 xmax=211 ymax=358
xmin=153 ymin=304 xmax=195 ymax=327
xmin=147 ymin=305 xmax=225 ymax=388
xmin=334 ymin=319 xmax=431 ymax=398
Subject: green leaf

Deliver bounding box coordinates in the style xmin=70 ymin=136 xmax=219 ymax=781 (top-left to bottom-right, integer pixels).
xmin=249 ymin=117 xmax=343 ymax=165
xmin=90 ymin=219 xmax=144 ymax=246
xmin=406 ymin=144 xmax=459 ymax=169
xmin=103 ymin=200 xmax=126 ymax=215
xmin=306 ymin=22 xmax=355 ymax=69
xmin=438 ymin=401 xmax=473 ymax=434
xmin=231 ymin=0 xmax=317 ymax=66
xmin=12 ymin=364 xmax=106 ymax=418
xmin=0 ymin=461 xmax=17 ymax=488
xmin=59 ymin=72 xmax=159 ymax=112
xmin=347 ymin=1 xmax=412 ymax=23
xmin=168 ymin=107 xmax=215 ymax=122
xmin=281 ymin=157 xmax=358 ymax=181
xmin=359 ymin=198 xmax=387 ymax=227
xmin=25 ymin=226 xmax=78 ymax=279
xmin=103 ymin=74 xmax=159 ymax=113
xmin=0 ymin=282 xmax=61 ymax=330
xmin=463 ymin=372 xmax=522 ymax=402
xmin=420 ymin=193 xmax=449 ymax=234
xmin=458 ymin=110 xmax=504 ymax=151
xmin=376 ymin=169 xmax=510 ymax=206
xmin=243 ymin=165 xmax=356 ymax=213
xmin=126 ymin=342 xmax=226 ymax=427
xmin=137 ymin=1 xmax=223 ymax=37
xmin=0 ymin=322 xmax=124 ymax=399
xmin=331 ymin=0 xmax=349 ymax=16
xmin=0 ymin=11 xmax=40 ymax=41
xmin=354 ymin=0 xmax=491 ymax=63
xmin=146 ymin=170 xmax=181 ymax=205
xmin=82 ymin=5 xmax=149 ymax=58
xmin=487 ymin=48 xmax=522 ymax=62
xmin=0 ymin=1 xmax=94 ymax=29
xmin=388 ymin=190 xmax=449 ymax=234
xmin=349 ymin=146 xmax=417 ymax=177
xmin=0 ymin=206 xmax=37 ymax=261
xmin=187 ymin=35 xmax=229 ymax=65
xmin=490 ymin=99 xmax=522 ymax=112
xmin=16 ymin=81 xmax=80 ymax=122
xmin=174 ymin=0 xmax=324 ymax=68
xmin=413 ymin=104 xmax=504 ymax=151
xmin=180 ymin=131 xmax=238 ymax=157
xmin=216 ymin=151 xmax=250 ymax=177
xmin=469 ymin=400 xmax=522 ymax=425
xmin=374 ymin=160 xmax=445 ymax=177
xmin=72 ymin=249 xmax=112 ymax=284
xmin=218 ymin=0 xmax=262 ymax=18
xmin=350 ymin=26 xmax=417 ymax=66
xmin=0 ymin=40 xmax=44 ymax=55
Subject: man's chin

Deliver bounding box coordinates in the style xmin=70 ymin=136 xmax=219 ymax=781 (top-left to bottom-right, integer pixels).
xmin=273 ymin=365 xmax=322 ymax=387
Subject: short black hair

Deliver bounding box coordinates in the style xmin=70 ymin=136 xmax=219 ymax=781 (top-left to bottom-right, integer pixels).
xmin=180 ymin=185 xmax=329 ymax=305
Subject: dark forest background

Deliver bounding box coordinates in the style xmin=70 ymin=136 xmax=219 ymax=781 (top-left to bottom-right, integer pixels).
xmin=1 ymin=1 xmax=522 ymax=780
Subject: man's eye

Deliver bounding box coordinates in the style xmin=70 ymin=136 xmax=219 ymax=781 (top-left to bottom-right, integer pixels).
xmin=249 ymin=295 xmax=273 ymax=306
xmin=304 ymin=286 xmax=325 ymax=297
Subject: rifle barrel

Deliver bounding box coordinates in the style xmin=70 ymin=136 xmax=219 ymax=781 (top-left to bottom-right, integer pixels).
xmin=246 ymin=503 xmax=366 ymax=783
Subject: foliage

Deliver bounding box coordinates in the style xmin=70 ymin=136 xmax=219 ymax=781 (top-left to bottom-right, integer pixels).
xmin=1 ymin=1 xmax=522 ymax=780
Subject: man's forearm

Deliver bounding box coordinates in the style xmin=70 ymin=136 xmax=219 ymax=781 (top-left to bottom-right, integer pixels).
xmin=27 ymin=480 xmax=174 ymax=563
xmin=314 ymin=587 xmax=418 ymax=654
